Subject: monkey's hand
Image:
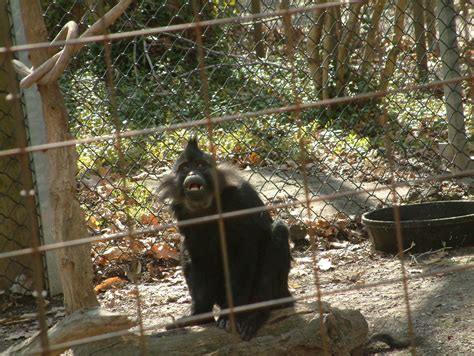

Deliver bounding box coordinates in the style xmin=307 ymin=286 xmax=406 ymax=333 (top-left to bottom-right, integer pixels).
xmin=216 ymin=314 xmax=263 ymax=341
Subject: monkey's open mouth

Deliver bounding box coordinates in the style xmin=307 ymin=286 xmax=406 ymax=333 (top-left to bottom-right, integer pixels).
xmin=183 ymin=175 xmax=206 ymax=194
xmin=186 ymin=183 xmax=203 ymax=191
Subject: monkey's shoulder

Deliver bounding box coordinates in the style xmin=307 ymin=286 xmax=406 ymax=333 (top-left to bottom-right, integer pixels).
xmin=220 ymin=181 xmax=265 ymax=210
xmin=219 ymin=185 xmax=272 ymax=232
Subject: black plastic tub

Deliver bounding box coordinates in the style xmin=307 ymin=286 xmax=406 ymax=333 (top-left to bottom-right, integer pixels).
xmin=362 ymin=200 xmax=474 ymax=253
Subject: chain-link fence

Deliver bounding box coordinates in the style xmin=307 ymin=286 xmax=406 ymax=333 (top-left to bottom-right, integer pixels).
xmin=0 ymin=0 xmax=48 ymax=301
xmin=46 ymin=0 xmax=473 ymax=264
xmin=1 ymin=0 xmax=473 ymax=354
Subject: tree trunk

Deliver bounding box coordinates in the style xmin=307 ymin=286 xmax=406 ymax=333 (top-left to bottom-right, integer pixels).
xmin=436 ymin=0 xmax=472 ymax=172
xmin=361 ymin=0 xmax=386 ymax=88
xmin=459 ymin=0 xmax=474 ymax=104
xmin=412 ymin=0 xmax=428 ymax=81
xmin=307 ymin=4 xmax=326 ymax=97
xmin=18 ymin=0 xmax=99 ymax=313
xmin=335 ymin=2 xmax=364 ymax=95
xmin=379 ymin=0 xmax=408 ymax=92
xmin=322 ymin=6 xmax=336 ymax=100
xmin=423 ymin=0 xmax=438 ymax=55
xmin=1 ymin=2 xmax=51 ymax=349
xmin=251 ymin=0 xmax=265 ymax=58
xmin=6 ymin=307 xmax=135 ymax=356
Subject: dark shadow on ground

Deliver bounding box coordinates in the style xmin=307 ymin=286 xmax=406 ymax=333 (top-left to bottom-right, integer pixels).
xmin=364 ymin=246 xmax=474 ymax=355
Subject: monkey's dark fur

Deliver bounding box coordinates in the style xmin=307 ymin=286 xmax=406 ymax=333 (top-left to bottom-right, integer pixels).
xmin=158 ymin=138 xmax=292 ymax=340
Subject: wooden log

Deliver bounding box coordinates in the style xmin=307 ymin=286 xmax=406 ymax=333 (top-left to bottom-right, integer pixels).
xmin=73 ymin=302 xmax=368 ymax=355
xmin=6 ymin=307 xmax=135 ymax=355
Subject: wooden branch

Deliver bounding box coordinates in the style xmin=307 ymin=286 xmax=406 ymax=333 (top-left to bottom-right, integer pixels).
xmin=6 ymin=307 xmax=135 ymax=355
xmin=73 ymin=302 xmax=369 ymax=355
xmin=17 ymin=0 xmax=133 ymax=88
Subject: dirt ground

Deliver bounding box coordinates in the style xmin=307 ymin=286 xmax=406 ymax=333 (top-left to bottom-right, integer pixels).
xmin=1 ymin=165 xmax=473 ymax=354
xmin=1 ymin=240 xmax=473 ymax=355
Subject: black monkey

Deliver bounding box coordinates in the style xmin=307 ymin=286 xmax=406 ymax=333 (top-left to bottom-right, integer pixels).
xmin=158 ymin=138 xmax=292 ymax=340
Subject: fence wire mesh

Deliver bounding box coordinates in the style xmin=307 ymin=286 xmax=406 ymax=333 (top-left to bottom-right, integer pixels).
xmin=0 ymin=0 xmax=473 ymax=354
xmin=0 ymin=0 xmax=48 ymax=304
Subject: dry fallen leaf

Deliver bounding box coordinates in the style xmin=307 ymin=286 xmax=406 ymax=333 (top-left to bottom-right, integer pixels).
xmin=348 ymin=271 xmax=365 ymax=284
xmin=87 ymin=216 xmax=100 ymax=231
xmin=141 ymin=213 xmax=160 ymax=226
xmin=128 ymin=240 xmax=146 ymax=254
xmin=248 ymin=152 xmax=259 ymax=164
xmin=98 ymin=165 xmax=110 ymax=178
xmin=102 ymin=246 xmax=130 ymax=262
xmin=150 ymin=243 xmax=180 ymax=261
xmin=94 ymin=277 xmax=127 ymax=293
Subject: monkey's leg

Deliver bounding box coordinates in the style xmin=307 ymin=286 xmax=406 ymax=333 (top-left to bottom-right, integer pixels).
xmin=166 ymin=259 xmax=217 ymax=330
xmin=254 ymin=220 xmax=293 ymax=307
xmin=216 ymin=245 xmax=260 ymax=340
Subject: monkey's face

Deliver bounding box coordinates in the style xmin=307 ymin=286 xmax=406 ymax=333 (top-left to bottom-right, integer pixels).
xmin=158 ymin=138 xmax=218 ymax=213
xmin=171 ymin=139 xmax=216 ymax=212
xmin=177 ymin=159 xmax=214 ymax=212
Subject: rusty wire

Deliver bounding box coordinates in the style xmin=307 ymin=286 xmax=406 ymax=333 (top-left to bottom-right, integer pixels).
xmin=190 ymin=0 xmax=238 ymax=335
xmin=282 ymin=4 xmax=330 ymax=352
xmin=383 ymin=111 xmax=417 ymax=353
xmin=0 ymin=1 xmax=364 ymax=55
xmin=100 ymin=17 xmax=149 ymax=353
xmin=0 ymin=75 xmax=471 ymax=160
xmin=1 ymin=167 xmax=472 ymax=262
xmin=1 ymin=0 xmax=473 ymax=354
xmin=28 ymin=260 xmax=474 ymax=354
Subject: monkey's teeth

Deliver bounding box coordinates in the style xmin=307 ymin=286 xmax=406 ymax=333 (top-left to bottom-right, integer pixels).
xmin=188 ymin=184 xmax=203 ymax=191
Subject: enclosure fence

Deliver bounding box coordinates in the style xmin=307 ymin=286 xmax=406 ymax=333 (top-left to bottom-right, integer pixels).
xmin=0 ymin=0 xmax=473 ymax=354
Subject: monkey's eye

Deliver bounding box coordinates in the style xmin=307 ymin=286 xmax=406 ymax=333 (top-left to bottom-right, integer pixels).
xmin=196 ymin=161 xmax=208 ymax=169
xmin=179 ymin=162 xmax=190 ymax=171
